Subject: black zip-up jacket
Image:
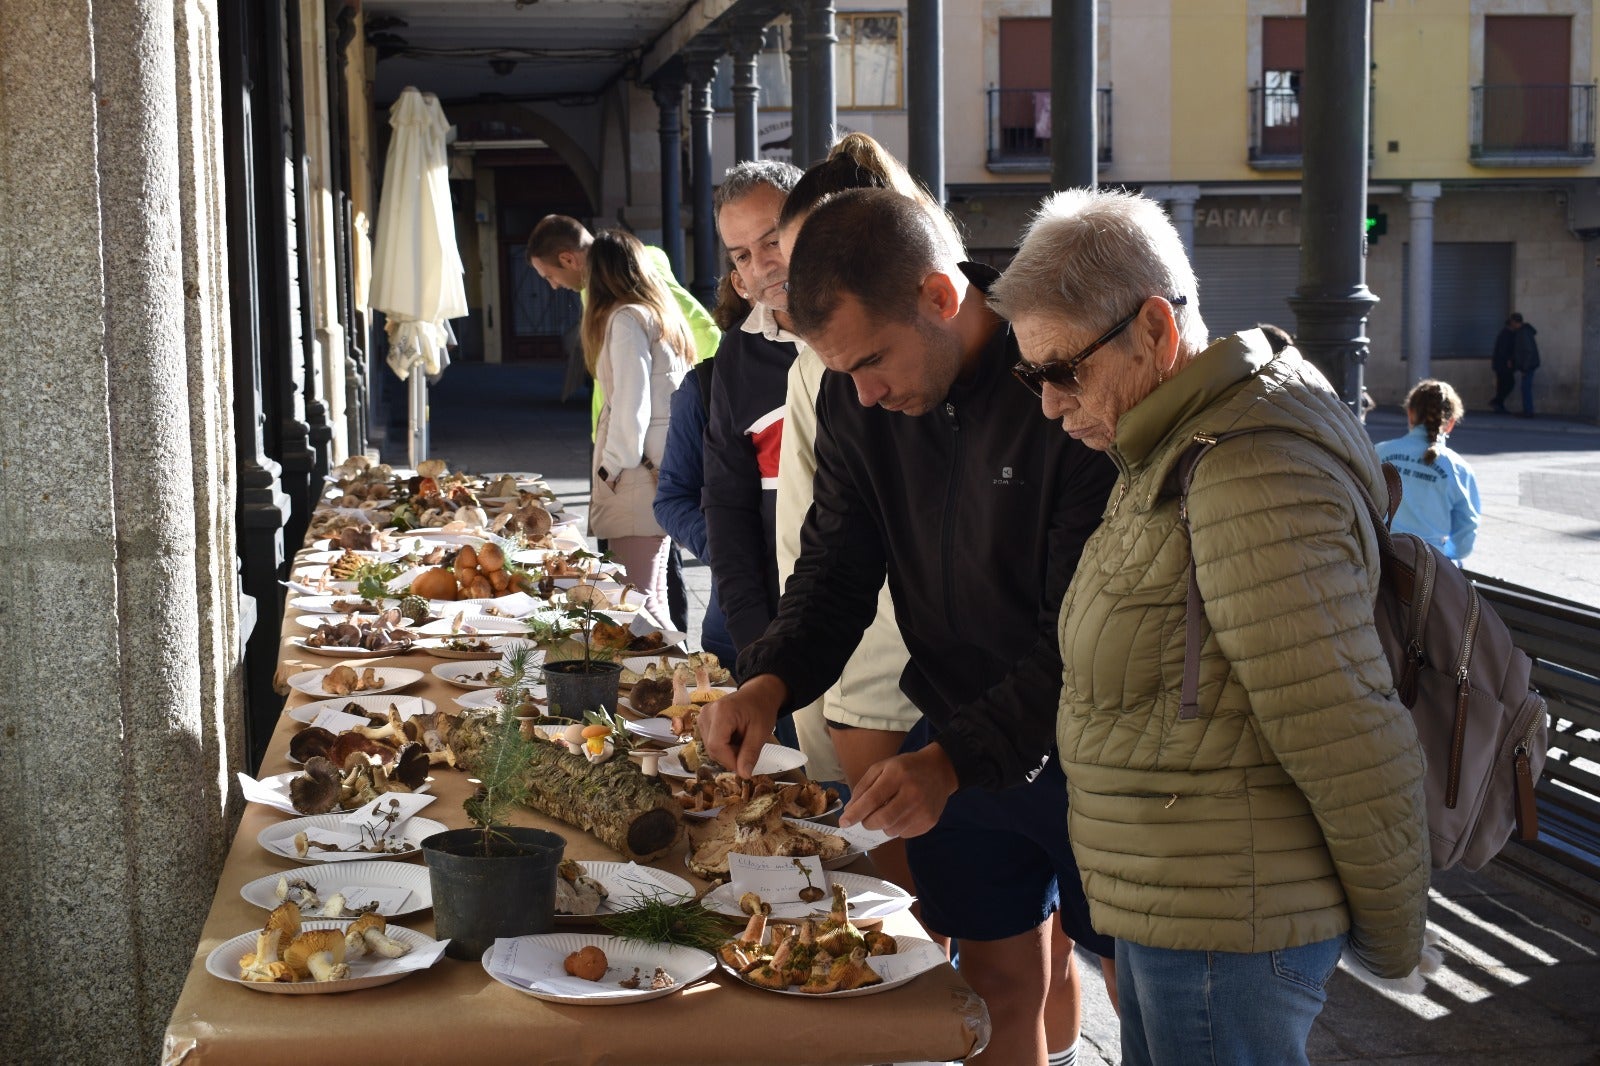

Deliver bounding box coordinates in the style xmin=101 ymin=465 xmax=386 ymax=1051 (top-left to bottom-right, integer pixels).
xmin=739 ymin=266 xmax=1118 ymax=790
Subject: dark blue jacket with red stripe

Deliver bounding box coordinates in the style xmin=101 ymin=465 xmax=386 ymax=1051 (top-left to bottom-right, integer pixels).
xmin=702 ymin=322 xmax=797 ymax=651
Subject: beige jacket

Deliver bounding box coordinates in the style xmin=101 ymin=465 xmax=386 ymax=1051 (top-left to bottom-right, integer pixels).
xmin=1056 ymin=332 xmax=1431 ymax=978
xmin=776 ymin=347 xmax=921 ymax=777
xmin=589 ymin=305 xmax=690 ymax=540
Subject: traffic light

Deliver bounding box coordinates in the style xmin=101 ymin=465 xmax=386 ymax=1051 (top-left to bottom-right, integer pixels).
xmin=1366 ymin=204 xmax=1388 ymax=246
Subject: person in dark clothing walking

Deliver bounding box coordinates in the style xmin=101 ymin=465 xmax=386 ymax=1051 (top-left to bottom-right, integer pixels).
xmin=699 ymin=189 xmax=1119 ymax=1066
xmin=1510 ymin=313 xmax=1541 ymax=416
xmin=1490 ymin=315 xmax=1518 ymax=413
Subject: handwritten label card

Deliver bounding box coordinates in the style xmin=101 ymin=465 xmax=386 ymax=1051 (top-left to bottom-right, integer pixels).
xmin=727 ymin=853 xmax=829 ymax=908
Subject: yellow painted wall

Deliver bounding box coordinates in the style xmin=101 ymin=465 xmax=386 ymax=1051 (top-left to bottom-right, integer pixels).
xmin=1168 ymin=1 xmax=1256 ymax=181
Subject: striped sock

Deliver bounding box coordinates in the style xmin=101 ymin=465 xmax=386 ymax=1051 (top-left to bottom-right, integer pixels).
xmin=1048 ymin=1042 xmax=1078 ymax=1066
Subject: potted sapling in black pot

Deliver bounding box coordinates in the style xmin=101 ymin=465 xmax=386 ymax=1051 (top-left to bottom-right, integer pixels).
xmin=538 ymin=576 xmax=627 ymax=718
xmin=421 ymin=648 xmax=567 ymax=960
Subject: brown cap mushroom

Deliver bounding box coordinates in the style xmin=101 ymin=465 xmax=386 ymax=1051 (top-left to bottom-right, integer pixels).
xmin=328 ymin=731 xmax=396 ymax=769
xmin=389 ymin=742 xmax=431 ymax=790
xmin=290 ymin=757 xmax=343 ymax=814
xmin=288 ymin=726 xmax=336 ymax=763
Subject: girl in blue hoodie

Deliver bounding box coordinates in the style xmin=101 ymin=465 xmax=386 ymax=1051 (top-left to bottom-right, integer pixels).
xmin=1376 ymin=379 xmax=1483 ymax=561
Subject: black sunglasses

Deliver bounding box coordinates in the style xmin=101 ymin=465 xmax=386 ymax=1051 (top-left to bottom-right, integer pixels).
xmin=1012 ymin=295 xmax=1187 ymax=398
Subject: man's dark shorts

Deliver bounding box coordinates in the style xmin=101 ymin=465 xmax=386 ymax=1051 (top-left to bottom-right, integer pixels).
xmin=901 ymin=719 xmax=1113 ymax=957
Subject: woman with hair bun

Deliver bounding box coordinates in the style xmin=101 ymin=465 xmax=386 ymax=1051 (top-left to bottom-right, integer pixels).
xmin=1375 ymin=379 xmax=1483 ymax=561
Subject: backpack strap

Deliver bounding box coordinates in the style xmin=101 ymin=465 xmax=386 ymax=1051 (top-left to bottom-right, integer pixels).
xmin=1176 ymin=430 xmax=1405 ymax=720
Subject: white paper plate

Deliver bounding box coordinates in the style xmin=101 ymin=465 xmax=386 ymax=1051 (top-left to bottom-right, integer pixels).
xmin=481 ymin=933 xmax=715 ymax=1005
xmin=792 ymin=818 xmax=885 ymax=870
xmin=285 ymin=667 xmax=424 ymax=698
xmin=417 ymin=636 xmax=516 ymax=660
xmin=456 ymin=684 xmax=546 ymax=710
xmin=257 ymin=811 xmax=447 ymax=865
xmin=479 ymin=470 xmax=543 ymax=484
xmin=657 ymin=742 xmax=805 ymax=779
xmin=700 ymin=871 xmax=912 ymax=922
xmin=289 ymin=637 xmax=413 ymax=659
xmin=675 ymin=792 xmax=844 ymax=824
xmin=301 ymin=548 xmax=408 ymax=565
xmin=205 ymin=919 xmax=443 ymax=994
xmin=239 ymin=861 xmax=433 ymax=917
xmin=287 ymin=694 xmax=438 ymax=730
xmin=552 ymin=861 xmax=696 ymax=925
xmin=718 ymin=934 xmax=946 ymax=998
xmin=248 ymin=772 xmax=432 ymax=815
xmin=432 ymin=661 xmax=522 ymax=689
xmin=621 ymin=717 xmax=680 ymax=745
xmin=289 ymin=594 xmax=401 ymax=615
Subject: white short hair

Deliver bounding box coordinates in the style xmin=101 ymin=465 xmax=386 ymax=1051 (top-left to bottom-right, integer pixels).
xmin=990 ymin=188 xmax=1208 ymax=351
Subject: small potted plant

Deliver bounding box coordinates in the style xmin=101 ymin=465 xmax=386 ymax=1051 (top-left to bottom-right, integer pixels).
xmin=421 ymin=648 xmax=567 ymax=960
xmin=538 ymin=561 xmax=627 ymax=717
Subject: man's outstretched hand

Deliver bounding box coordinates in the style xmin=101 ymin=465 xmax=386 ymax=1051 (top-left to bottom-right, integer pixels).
xmin=696 ymin=674 xmax=788 ymax=778
xmin=838 ymin=743 xmax=960 ymax=839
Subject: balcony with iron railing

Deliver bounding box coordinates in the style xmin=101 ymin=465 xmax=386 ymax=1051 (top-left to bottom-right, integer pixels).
xmin=1471 ymin=83 xmax=1596 ymax=165
xmin=1248 ymin=83 xmax=1374 ymax=169
xmin=985 ymin=87 xmax=1111 ymax=172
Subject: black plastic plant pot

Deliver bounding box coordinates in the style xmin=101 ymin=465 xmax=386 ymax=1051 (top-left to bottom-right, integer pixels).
xmin=542 ymin=658 xmax=624 ymax=718
xmin=421 ymin=826 xmax=566 ymax=960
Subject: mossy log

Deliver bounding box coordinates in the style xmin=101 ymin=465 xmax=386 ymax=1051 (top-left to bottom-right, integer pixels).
xmin=520 ymin=743 xmax=683 ymax=861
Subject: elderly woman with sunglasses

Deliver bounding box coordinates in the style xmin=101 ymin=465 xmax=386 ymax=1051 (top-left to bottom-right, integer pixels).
xmin=991 ymin=188 xmax=1431 ymax=1066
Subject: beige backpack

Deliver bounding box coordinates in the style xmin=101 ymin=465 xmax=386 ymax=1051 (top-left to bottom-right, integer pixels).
xmin=1177 ymin=431 xmax=1549 ymax=871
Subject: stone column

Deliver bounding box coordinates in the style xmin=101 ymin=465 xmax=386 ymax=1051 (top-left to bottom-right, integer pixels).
xmin=1050 ymin=0 xmax=1097 ymax=189
xmin=1406 ymin=183 xmax=1441 ymax=385
xmin=0 ymin=1 xmax=242 ymax=1062
xmin=653 ymin=64 xmax=688 ymax=282
xmin=1147 ymin=183 xmax=1202 ymax=260
xmin=687 ymin=54 xmax=720 ymax=307
xmin=1288 ymin=0 xmax=1378 ymax=411
xmin=787 ymin=2 xmax=810 ymax=167
xmin=807 ymin=0 xmax=838 ymax=165
xmin=907 ymin=0 xmax=945 ymax=203
xmin=731 ymin=27 xmax=764 ymax=164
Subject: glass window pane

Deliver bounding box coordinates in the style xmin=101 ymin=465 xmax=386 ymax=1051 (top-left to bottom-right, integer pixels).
xmin=851 ymin=15 xmax=901 ymax=108
xmin=834 ymin=15 xmax=854 ymax=108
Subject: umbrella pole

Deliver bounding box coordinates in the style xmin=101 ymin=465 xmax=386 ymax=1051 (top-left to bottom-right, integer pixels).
xmin=408 ymin=370 xmax=429 ymax=465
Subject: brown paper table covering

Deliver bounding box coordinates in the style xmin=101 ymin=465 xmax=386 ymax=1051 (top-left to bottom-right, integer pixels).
xmin=162 ymin=568 xmax=988 ymax=1065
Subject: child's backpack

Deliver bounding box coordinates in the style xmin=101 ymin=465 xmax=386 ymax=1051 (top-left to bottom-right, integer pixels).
xmin=1176 ymin=431 xmax=1549 ymax=870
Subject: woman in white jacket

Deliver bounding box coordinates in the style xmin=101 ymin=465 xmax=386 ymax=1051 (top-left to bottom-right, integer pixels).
xmin=580 ymin=229 xmax=694 ymax=619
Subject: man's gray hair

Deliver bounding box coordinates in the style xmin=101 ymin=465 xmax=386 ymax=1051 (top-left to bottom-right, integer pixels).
xmin=714 ymin=160 xmax=804 ymax=212
xmin=990 ymin=188 xmax=1208 ymax=351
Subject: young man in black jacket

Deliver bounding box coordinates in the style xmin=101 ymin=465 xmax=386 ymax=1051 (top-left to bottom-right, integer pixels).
xmin=700 ymin=188 xmax=1118 ymax=1065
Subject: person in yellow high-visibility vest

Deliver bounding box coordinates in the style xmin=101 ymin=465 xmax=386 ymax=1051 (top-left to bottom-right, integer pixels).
xmin=526 ymin=215 xmax=721 ymax=438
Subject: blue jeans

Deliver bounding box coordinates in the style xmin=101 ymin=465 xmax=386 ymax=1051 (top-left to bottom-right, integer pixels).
xmin=1116 ymin=934 xmax=1346 ymax=1066
xmin=1520 ymin=368 xmax=1537 ymax=414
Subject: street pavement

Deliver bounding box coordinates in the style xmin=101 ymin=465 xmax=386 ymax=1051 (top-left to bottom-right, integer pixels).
xmin=409 ymin=362 xmax=1600 ymax=1064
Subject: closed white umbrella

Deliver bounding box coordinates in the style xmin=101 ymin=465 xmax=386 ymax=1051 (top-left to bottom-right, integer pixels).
xmin=369 ymin=87 xmax=467 ymax=465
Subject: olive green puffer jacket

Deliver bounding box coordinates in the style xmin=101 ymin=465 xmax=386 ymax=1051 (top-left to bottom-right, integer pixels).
xmin=1056 ymin=330 xmax=1430 ymax=978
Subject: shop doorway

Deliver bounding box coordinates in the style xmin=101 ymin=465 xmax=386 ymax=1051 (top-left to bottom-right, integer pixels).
xmin=494 ymin=152 xmax=592 ymax=361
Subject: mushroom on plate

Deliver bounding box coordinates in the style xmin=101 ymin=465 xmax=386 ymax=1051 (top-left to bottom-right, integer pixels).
xmin=289 ymin=757 xmax=343 ymax=815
